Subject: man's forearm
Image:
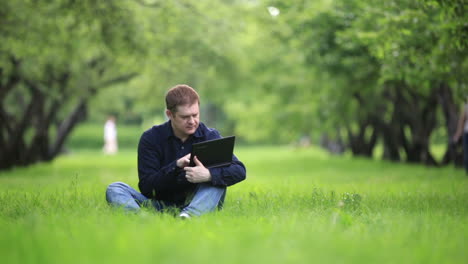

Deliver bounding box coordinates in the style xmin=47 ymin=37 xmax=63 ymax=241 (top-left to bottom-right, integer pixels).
xmin=138 ymin=160 xmax=181 ymax=196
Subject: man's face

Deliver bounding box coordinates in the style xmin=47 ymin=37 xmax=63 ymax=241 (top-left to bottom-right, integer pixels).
xmin=167 ymin=103 xmax=200 ymax=140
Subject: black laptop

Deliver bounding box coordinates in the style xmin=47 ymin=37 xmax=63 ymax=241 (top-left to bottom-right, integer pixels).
xmin=189 ymin=136 xmax=235 ymax=168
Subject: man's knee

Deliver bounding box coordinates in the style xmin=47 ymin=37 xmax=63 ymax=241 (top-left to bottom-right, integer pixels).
xmin=106 ymin=181 xmax=128 ymax=192
xmin=106 ymin=182 xmax=129 ymax=202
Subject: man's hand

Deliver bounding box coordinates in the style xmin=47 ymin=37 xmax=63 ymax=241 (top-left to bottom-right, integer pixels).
xmin=176 ymin=153 xmax=191 ymax=168
xmin=184 ymin=156 xmax=211 ymax=183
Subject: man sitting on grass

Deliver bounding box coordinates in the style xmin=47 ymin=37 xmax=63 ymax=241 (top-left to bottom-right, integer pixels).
xmin=106 ymin=84 xmax=246 ymax=218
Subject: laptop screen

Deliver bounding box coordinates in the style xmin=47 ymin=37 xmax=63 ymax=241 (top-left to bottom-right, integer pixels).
xmin=189 ymin=136 xmax=235 ymax=168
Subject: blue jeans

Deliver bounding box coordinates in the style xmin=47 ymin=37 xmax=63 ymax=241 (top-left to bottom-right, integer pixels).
xmin=105 ymin=182 xmax=226 ymax=216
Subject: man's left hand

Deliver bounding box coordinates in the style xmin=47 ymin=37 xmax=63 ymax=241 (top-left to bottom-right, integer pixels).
xmin=184 ymin=156 xmax=211 ymax=183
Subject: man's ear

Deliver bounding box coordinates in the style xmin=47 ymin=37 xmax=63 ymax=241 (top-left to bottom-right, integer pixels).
xmin=166 ymin=109 xmax=173 ymax=120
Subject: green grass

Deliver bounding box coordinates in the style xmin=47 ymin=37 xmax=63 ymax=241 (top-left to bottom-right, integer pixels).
xmin=0 ymin=146 xmax=466 ymax=264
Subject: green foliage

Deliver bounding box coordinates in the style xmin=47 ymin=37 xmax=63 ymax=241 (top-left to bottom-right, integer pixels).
xmin=2 ymin=0 xmax=467 ymax=167
xmin=1 ymin=0 xmax=142 ymax=80
xmin=0 ymin=147 xmax=466 ymax=263
xmin=97 ymin=0 xmax=250 ymax=121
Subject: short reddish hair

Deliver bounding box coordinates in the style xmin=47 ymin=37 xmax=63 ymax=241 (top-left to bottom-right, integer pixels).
xmin=165 ymin=84 xmax=200 ymax=112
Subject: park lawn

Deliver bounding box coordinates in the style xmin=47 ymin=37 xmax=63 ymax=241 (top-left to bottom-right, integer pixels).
xmin=0 ymin=146 xmax=466 ymax=264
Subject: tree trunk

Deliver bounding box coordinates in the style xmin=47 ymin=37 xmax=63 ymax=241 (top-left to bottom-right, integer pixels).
xmin=347 ymin=119 xmax=378 ymax=157
xmin=374 ymin=111 xmax=401 ymax=162
xmin=401 ymin=86 xmax=439 ymax=166
xmin=437 ymin=82 xmax=463 ymax=166
xmin=48 ymin=99 xmax=88 ymax=159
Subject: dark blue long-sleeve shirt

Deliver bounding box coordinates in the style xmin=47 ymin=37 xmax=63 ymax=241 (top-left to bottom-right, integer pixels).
xmin=137 ymin=121 xmax=246 ymax=204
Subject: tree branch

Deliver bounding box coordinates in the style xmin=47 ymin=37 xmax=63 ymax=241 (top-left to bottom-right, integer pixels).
xmin=0 ymin=106 xmax=13 ymax=138
xmin=49 ymin=99 xmax=88 ymax=159
xmin=134 ymin=0 xmax=161 ymax=8
xmin=98 ymin=72 xmax=138 ymax=88
xmin=0 ymin=56 xmax=21 ymax=102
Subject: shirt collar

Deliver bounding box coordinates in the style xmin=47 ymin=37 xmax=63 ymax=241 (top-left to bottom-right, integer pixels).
xmin=193 ymin=125 xmax=204 ymax=138
xmin=164 ymin=121 xmax=174 ymax=139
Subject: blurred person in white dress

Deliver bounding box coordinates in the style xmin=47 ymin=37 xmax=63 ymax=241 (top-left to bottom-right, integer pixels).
xmin=103 ymin=116 xmax=118 ymax=154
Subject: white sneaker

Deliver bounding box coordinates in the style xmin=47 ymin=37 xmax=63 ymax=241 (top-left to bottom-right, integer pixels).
xmin=179 ymin=212 xmax=191 ymax=219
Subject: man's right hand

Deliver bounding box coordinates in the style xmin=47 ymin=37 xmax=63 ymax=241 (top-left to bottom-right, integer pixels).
xmin=176 ymin=153 xmax=191 ymax=168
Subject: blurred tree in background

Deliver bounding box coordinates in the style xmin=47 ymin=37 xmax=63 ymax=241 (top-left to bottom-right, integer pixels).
xmin=0 ymin=0 xmax=466 ymax=170
xmin=0 ymin=0 xmax=143 ymax=169
xmin=243 ymin=0 xmax=467 ymax=165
